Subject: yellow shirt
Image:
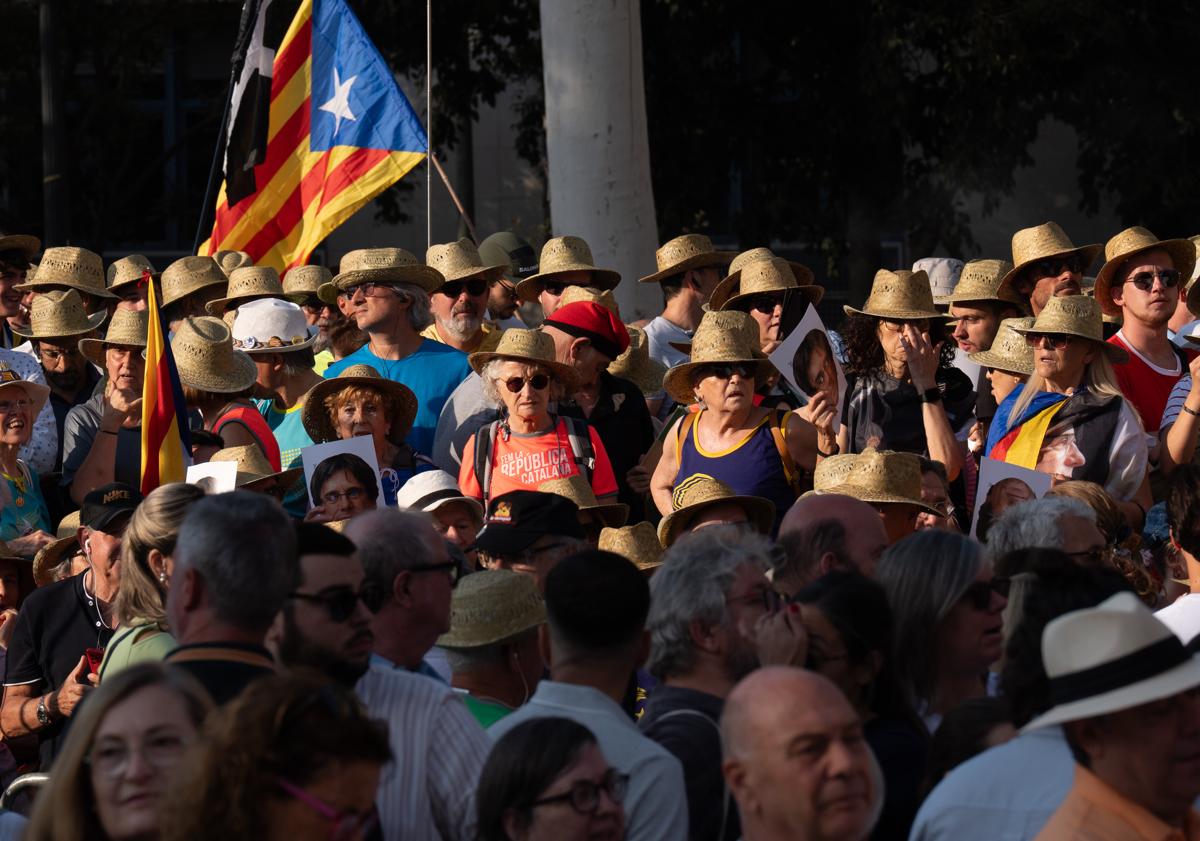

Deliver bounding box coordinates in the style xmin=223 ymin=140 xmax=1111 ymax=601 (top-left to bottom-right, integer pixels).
xmin=1035 ymin=765 xmax=1200 ymax=841
xmin=419 ymin=321 xmax=502 ymax=353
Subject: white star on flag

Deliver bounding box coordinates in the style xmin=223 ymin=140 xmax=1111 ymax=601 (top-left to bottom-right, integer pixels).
xmin=319 ymin=67 xmax=357 ymax=136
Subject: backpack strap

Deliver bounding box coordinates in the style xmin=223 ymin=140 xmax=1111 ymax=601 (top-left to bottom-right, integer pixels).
xmin=474 ymin=420 xmax=501 ymax=505
xmin=674 ymin=409 xmax=702 ymax=465
xmin=560 ymin=415 xmax=595 ymax=482
xmin=768 ymin=408 xmax=802 ymax=494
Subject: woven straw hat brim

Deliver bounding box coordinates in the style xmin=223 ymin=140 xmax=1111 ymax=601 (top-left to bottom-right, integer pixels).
xmin=79 ymin=334 xmax=148 ymax=367
xmin=175 ymin=347 xmax=257 ymax=394
xmin=710 ymin=266 xmax=819 ymax=310
xmin=204 ymin=290 xmax=283 ymax=316
xmin=967 ymin=347 xmax=1034 ymax=376
xmin=580 ymin=501 xmax=630 ymax=529
xmin=663 ymin=356 xmax=773 ymax=406
xmin=316 ymin=281 xmax=340 ymax=306
xmin=1010 ymin=323 xmax=1129 ymax=364
xmin=843 ymin=303 xmax=952 ymax=321
xmin=14 ymin=277 xmax=116 ymax=299
xmin=33 ymin=535 xmax=77 ymax=584
xmin=598 ymin=523 xmax=663 ymax=570
xmin=437 ymin=263 xmax=508 ymax=284
xmin=817 ymin=480 xmax=940 ymax=516
xmin=718 ymin=259 xmax=815 ymax=289
xmin=333 ymin=265 xmax=445 ymax=295
xmin=467 ymin=350 xmax=580 ymax=392
xmin=610 ymin=353 xmax=667 ymax=396
xmin=998 ymin=243 xmax=1104 ymax=296
xmin=11 ymin=308 xmax=106 ymax=340
xmin=109 ymin=273 xmax=159 ymax=291
xmin=658 ymin=494 xmax=775 ymax=547
xmin=721 ymin=283 xmax=825 ymax=312
xmin=1093 ymin=238 xmax=1196 ymax=318
xmin=638 ymin=251 xmax=738 ymax=284
xmin=0 ymin=379 xmax=50 ymax=430
xmin=161 ymin=273 xmax=228 ymax=307
xmin=437 ymin=603 xmax=546 ymax=649
xmin=240 ymin=466 xmax=304 ymax=489
xmin=0 ymin=235 xmax=39 ymax=259
xmin=517 ymin=268 xmax=622 ymax=302
xmin=300 ymin=377 xmax=419 ymax=446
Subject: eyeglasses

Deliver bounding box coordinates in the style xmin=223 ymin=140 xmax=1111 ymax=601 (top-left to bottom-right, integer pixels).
xmin=1028 ymin=256 xmax=1085 ymax=278
xmin=697 ymin=363 xmax=757 ymax=381
xmin=38 ymin=346 xmax=83 ymax=363
xmin=1122 ymin=268 xmax=1181 ymax=291
xmin=87 ymin=732 xmax=187 ymax=778
xmin=439 ymin=279 xmax=488 ymax=298
xmin=926 ymin=500 xmax=956 ymax=518
xmin=350 ymin=282 xmax=398 ymax=299
xmin=289 ymin=583 xmax=386 ymax=621
xmin=727 ymin=586 xmax=778 ymax=613
xmin=278 ymin=777 xmax=379 ymax=841
xmin=504 ymin=374 xmax=550 ymax=393
xmin=962 ymin=576 xmax=1010 ymax=611
xmin=741 ymin=293 xmax=785 ymax=315
xmin=0 ymin=398 xmax=32 ymax=414
xmin=529 ymin=768 xmax=630 ymax=815
xmin=407 ymin=560 xmax=460 ymax=587
xmin=322 ymin=487 xmax=366 ymax=506
xmin=1024 ymin=333 xmax=1073 ymax=350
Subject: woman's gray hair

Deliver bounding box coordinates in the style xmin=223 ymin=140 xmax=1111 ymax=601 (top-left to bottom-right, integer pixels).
xmin=646 ymin=526 xmax=779 ymax=681
xmin=986 ymin=496 xmax=1095 ymax=565
xmin=876 ymin=530 xmax=984 ymax=710
xmin=479 ymin=357 xmax=566 ymax=408
xmin=394 ymin=282 xmax=434 ymax=331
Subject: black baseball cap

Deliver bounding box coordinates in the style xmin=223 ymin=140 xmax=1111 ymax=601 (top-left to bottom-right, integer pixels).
xmin=478 ymin=232 xmax=538 ymax=280
xmin=475 ymin=490 xmax=584 ymax=555
xmin=80 ymin=482 xmax=143 ymax=533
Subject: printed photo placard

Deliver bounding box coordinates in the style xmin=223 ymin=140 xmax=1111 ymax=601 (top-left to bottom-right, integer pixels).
xmin=301 ymin=436 xmax=386 ymax=519
xmin=770 ymin=303 xmax=848 ymax=429
xmin=971 ymin=457 xmax=1053 ymax=542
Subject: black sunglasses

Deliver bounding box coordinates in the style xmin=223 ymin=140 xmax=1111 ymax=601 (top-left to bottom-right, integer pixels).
xmin=962 ymin=577 xmax=1010 ymax=611
xmin=1028 ymin=256 xmax=1085 ymax=278
xmin=407 ymin=560 xmax=461 ymax=587
xmin=1024 ymin=333 xmax=1073 ymax=350
xmin=740 ymin=293 xmax=785 ymax=315
xmin=504 ymin=374 xmax=550 ymax=393
xmin=544 ymin=279 xmax=573 ymax=296
xmin=697 ymin=362 xmax=757 ymax=381
xmin=440 ymin=279 xmax=489 ymax=298
xmin=289 ymin=583 xmax=386 ymax=622
xmin=1122 ymin=268 xmax=1181 ymax=292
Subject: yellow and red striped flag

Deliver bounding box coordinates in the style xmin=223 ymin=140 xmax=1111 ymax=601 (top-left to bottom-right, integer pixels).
xmin=139 ymin=274 xmax=191 ymax=493
xmin=200 ymin=0 xmax=427 ymax=271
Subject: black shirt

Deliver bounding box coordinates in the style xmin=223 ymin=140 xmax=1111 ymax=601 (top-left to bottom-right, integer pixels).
xmin=866 ymin=717 xmax=929 ymax=841
xmin=163 ymin=641 xmax=276 ymax=706
xmin=4 ymin=572 xmax=114 ymax=767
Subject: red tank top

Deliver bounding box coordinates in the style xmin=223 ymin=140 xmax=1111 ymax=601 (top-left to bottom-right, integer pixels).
xmin=213 ymin=405 xmax=282 ymax=472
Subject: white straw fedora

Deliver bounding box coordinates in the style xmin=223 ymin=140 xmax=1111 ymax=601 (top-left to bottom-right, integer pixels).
xmin=395 ymin=469 xmax=484 ymax=520
xmin=231 ymin=298 xmax=315 ymax=354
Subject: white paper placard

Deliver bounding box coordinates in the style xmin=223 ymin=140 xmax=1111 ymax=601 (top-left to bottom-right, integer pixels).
xmin=769 ymin=303 xmax=848 ymax=429
xmin=971 ymin=457 xmax=1053 ymax=541
xmin=301 ymin=435 xmax=386 ymax=517
xmin=185 ymin=460 xmax=238 ymax=494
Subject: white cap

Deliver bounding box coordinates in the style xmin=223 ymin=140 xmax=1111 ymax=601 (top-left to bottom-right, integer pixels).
xmin=395 ymin=470 xmax=484 ymax=520
xmin=913 ymin=257 xmax=965 ymax=303
xmin=230 ymin=298 xmax=315 ymax=354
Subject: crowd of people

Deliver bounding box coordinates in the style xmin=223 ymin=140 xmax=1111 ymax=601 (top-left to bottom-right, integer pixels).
xmin=0 ymin=219 xmax=1195 ymax=839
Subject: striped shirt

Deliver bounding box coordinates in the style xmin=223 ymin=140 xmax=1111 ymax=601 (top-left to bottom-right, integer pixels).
xmin=355 ymin=662 xmax=491 ymax=841
xmin=1161 ymin=375 xmax=1194 ymax=431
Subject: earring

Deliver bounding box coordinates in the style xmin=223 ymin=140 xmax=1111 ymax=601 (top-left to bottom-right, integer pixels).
xmin=158 ymin=573 xmax=167 ymax=584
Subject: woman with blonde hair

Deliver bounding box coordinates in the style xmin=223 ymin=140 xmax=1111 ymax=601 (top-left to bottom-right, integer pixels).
xmin=98 ymin=483 xmax=206 ymax=680
xmin=24 ymin=662 xmax=212 ymax=841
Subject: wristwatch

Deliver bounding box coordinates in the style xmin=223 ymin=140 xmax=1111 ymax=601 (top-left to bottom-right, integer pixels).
xmin=36 ymin=696 xmax=51 ymax=727
xmin=919 ymin=386 xmax=943 ymax=405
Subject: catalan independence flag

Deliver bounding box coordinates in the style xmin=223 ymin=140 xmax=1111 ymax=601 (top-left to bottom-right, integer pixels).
xmin=201 ymin=0 xmax=427 ymax=270
xmin=139 ymin=275 xmax=192 ymax=494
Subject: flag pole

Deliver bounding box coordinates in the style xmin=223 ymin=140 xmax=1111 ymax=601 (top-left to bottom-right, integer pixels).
xmin=430 ymin=153 xmax=478 ymax=244
xmin=425 ymin=0 xmax=432 ymax=250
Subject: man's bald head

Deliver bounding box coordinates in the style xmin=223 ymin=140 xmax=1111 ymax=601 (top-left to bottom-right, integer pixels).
xmin=774 ymin=494 xmax=888 ymax=596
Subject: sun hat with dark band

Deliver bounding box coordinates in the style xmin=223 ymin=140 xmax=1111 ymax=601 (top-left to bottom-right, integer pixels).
xmin=301 ymin=364 xmax=418 ymax=446
xmin=844 ymin=269 xmax=949 ymax=321
xmin=107 ymin=255 xmax=158 ymax=292
xmin=12 ymin=289 xmax=107 ymax=339
xmin=1023 ymin=592 xmax=1200 ymax=731
xmin=662 ymin=310 xmax=773 ymax=405
xmin=427 ymin=238 xmax=507 ymax=285
xmin=710 ymin=256 xmax=824 ymax=312
xmin=1010 ymin=295 xmax=1128 ymax=364
xmin=1093 ymin=226 xmax=1197 ymax=318
xmin=658 ymin=474 xmax=774 ymax=548
xmin=395 ymin=470 xmax=485 ymax=520
xmin=542 ymin=301 xmax=630 ymax=361
xmin=638 ymin=234 xmax=736 ymax=285
xmin=517 ymin=236 xmax=620 ymax=302
xmin=468 ymin=328 xmax=579 ymax=389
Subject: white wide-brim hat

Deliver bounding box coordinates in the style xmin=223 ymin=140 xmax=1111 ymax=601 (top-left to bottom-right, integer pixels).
xmin=395 ymin=469 xmax=484 ymax=520
xmin=231 ymin=298 xmax=316 ymax=354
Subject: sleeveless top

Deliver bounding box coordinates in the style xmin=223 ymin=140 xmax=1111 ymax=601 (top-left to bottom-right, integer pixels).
xmin=213 ymin=404 xmax=283 ymax=471
xmin=675 ymin=410 xmax=797 ymax=534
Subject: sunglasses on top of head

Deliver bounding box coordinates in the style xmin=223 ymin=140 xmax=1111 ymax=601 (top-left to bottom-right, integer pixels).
xmin=439 ymin=279 xmax=489 ymax=299
xmin=1121 ymin=268 xmax=1181 ymax=292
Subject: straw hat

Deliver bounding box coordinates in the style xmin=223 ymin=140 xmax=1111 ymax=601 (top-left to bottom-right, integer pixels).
xmin=171 ymin=316 xmax=257 ymax=394
xmin=33 ymin=535 xmax=80 ymax=586
xmin=725 ymin=247 xmax=815 ymax=288
xmin=599 ymin=522 xmax=663 ymax=574
xmin=206 ymin=266 xmax=285 ymax=315
xmin=0 ymin=233 xmax=39 ymax=261
xmin=161 ymin=256 xmax=229 ymax=307
xmin=231 ymin=298 xmax=315 ymax=354
xmin=12 ymin=289 xmax=107 ymax=340
xmin=638 ymin=234 xmax=736 ymax=284
xmin=437 ymin=569 xmax=546 ymax=649
xmin=913 ymin=257 xmax=965 ymax=305
xmin=301 ymin=364 xmax=418 ymax=446
xmin=967 ymin=317 xmax=1035 ymax=376
xmin=818 ymin=448 xmax=938 ymax=514
xmin=79 ymin=308 xmax=149 ymax=366
xmin=558 ymin=285 xmax=619 ymax=316
xmin=214 ymin=250 xmax=254 ymax=277
xmin=710 ymin=256 xmax=825 ymax=311
xmin=1010 ymin=295 xmax=1128 ymax=364
xmin=107 ymin=255 xmax=158 ymax=292
xmin=608 ymin=326 xmax=666 ymax=396
xmin=662 ymin=310 xmax=774 ymax=405
xmin=15 ymin=246 xmax=112 ymax=299
xmin=658 ymin=474 xmax=775 ymax=548
xmin=210 ymin=444 xmax=303 ymax=490
xmin=517 ymin=236 xmax=620 ymax=302
xmin=812 ymin=453 xmax=859 ymax=492
xmin=1093 ymin=227 xmax=1197 ymax=318
xmin=467 ymin=328 xmax=579 ymax=390
xmin=426 ymin=238 xmax=507 ymax=285
xmin=326 ymin=248 xmax=444 ymax=301
xmin=0 ymin=365 xmax=50 ymax=422
xmin=283 ymin=265 xmax=332 ymax=301
xmin=844 ymin=269 xmax=948 ymax=321
xmin=1023 ymin=592 xmax=1200 ymax=732
xmin=998 ymin=222 xmax=1103 ymax=295
xmin=943 ymin=259 xmax=1023 ymax=308
xmin=538 ymin=474 xmax=629 ymax=529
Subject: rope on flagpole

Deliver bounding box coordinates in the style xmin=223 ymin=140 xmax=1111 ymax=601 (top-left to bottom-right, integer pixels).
xmin=426 ymin=0 xmax=432 ymax=250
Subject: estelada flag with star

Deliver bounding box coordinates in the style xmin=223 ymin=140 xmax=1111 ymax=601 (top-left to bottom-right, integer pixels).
xmin=201 ymin=0 xmax=427 ymax=271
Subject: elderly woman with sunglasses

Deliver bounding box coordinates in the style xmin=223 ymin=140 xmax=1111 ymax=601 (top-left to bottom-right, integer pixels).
xmin=459 ymin=329 xmax=618 ymax=505
xmin=0 ymin=369 xmax=54 ymax=557
xmin=985 ymin=295 xmax=1151 ymax=527
xmin=651 ymin=310 xmax=820 ymax=535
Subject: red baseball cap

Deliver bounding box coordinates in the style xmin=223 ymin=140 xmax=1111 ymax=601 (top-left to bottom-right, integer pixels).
xmin=542 ymin=301 xmax=630 ymax=360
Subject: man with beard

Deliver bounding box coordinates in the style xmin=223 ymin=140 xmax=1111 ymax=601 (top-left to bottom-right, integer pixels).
xmin=1002 ymin=222 xmax=1102 ymax=317
xmin=478 ymin=231 xmax=538 ymax=328
xmin=270 ymin=522 xmax=490 ymax=841
xmin=640 ymin=527 xmax=810 ymax=841
xmin=423 ymin=239 xmax=507 ymax=352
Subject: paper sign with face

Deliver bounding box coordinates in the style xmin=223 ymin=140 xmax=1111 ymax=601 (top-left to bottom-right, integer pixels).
xmin=301 ymin=435 xmax=387 ymax=524
xmin=971 ymin=457 xmax=1052 ymax=542
xmin=769 ymin=304 xmax=848 ymax=429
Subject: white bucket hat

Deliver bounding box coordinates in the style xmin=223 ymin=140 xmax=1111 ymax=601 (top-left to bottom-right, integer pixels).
xmin=1022 ymin=592 xmax=1200 ymax=732
xmin=231 ymin=298 xmax=316 ymax=354
xmin=394 ymin=470 xmax=484 ymax=521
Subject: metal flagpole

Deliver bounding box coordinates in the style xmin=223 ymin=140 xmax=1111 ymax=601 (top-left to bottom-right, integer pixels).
xmin=425 ymin=0 xmax=432 ymax=250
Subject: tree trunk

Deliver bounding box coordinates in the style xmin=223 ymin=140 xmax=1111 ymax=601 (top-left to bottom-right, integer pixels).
xmin=538 ymin=0 xmax=659 ymax=321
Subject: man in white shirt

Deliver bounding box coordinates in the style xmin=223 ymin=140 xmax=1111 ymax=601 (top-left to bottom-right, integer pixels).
xmin=638 ymin=234 xmax=734 ymax=370
xmin=489 ymin=548 xmax=688 ymax=841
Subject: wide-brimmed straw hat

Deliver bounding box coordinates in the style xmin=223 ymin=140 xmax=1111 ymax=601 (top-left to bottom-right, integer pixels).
xmin=283 ymin=265 xmax=332 ymax=301
xmin=913 ymin=257 xmax=965 ymax=305
xmin=325 ymin=248 xmax=444 ymax=302
xmin=658 ymin=474 xmax=775 ymax=548
xmin=214 ymin=250 xmax=254 ymax=277
xmin=467 ymin=328 xmax=579 ymax=390
xmin=662 ymin=310 xmax=774 ymax=405
xmin=844 ymin=269 xmax=948 ymax=321
xmin=558 ymin=285 xmax=619 ymax=316
xmin=999 ymin=222 xmax=1103 ymax=295
xmin=1093 ymin=227 xmax=1197 ymax=318
xmin=12 ymin=289 xmax=107 ymax=340
xmin=1010 ymin=295 xmax=1128 ymax=364
xmin=79 ymin=309 xmax=149 ymax=366
xmin=517 ymin=236 xmax=620 ymax=302
xmin=710 ymin=256 xmax=825 ymax=311
xmin=210 ymin=444 xmax=303 ymax=490
xmin=0 ymin=366 xmax=50 ymax=427
xmin=205 ymin=266 xmax=285 ymax=315
xmin=539 ymin=474 xmax=629 ymax=529
xmin=15 ymin=246 xmax=113 ymax=299
xmin=161 ymin=256 xmax=229 ymax=307
xmin=818 ymin=448 xmax=939 ymax=515
xmin=33 ymin=534 xmax=79 ymax=586
xmin=638 ymin=234 xmax=736 ymax=284
xmin=968 ymin=317 xmax=1035 ymax=376
xmin=943 ymin=259 xmax=1023 ymax=308
xmin=724 ymin=247 xmax=815 ymax=288
xmin=395 ymin=470 xmax=485 ymax=520
xmin=171 ymin=316 xmax=257 ymax=394
xmin=427 ymin=238 xmax=507 ymax=285
xmin=812 ymin=453 xmax=859 ymax=492
xmin=0 ymin=233 xmax=39 ymax=261
xmin=1023 ymin=592 xmax=1200 ymax=732
xmin=608 ymin=326 xmax=666 ymax=396
xmin=107 ymin=255 xmax=158 ymax=292
xmin=599 ymin=522 xmax=663 ymax=574
xmin=301 ymin=364 xmax=418 ymax=446
xmin=437 ymin=569 xmax=546 ymax=649
xmin=231 ymin=298 xmax=315 ymax=354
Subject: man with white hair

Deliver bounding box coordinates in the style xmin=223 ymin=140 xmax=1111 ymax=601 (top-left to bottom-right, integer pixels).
xmin=984 ymin=496 xmax=1107 ymax=571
